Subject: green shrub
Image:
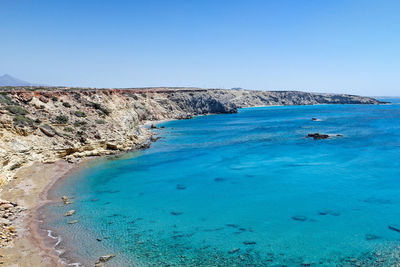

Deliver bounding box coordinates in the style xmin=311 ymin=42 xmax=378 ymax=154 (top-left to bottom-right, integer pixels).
xmin=0 ymin=94 xmax=14 ymax=105
xmin=95 ymin=119 xmax=106 ymax=124
xmin=74 ymin=111 xmax=86 ymax=117
xmin=64 ymin=127 xmax=74 ymax=133
xmin=91 ymin=102 xmax=110 ymax=116
xmin=6 ymin=105 xmax=28 ymax=115
xmin=101 ymin=108 xmax=110 ymax=116
xmin=13 ymin=115 xmax=34 ymax=126
xmin=55 ymin=115 xmax=69 ymax=124
xmin=73 ymin=120 xmax=87 ymax=127
xmin=52 ymin=96 xmax=58 ymax=102
xmin=63 ymin=102 xmax=71 ymax=108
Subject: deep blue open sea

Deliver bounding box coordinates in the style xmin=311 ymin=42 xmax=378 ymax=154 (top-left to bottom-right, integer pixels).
xmin=42 ymin=100 xmax=400 ymax=266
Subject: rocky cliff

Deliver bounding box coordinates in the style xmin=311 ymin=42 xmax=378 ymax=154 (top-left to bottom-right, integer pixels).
xmin=0 ymin=87 xmax=383 ymax=185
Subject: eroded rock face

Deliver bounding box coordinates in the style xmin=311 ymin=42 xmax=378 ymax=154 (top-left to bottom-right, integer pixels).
xmin=0 ymin=199 xmax=23 ymax=247
xmin=15 ymin=92 xmax=33 ymax=103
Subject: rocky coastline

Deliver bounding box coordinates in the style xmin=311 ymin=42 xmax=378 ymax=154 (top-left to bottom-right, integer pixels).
xmin=0 ymin=87 xmax=383 ymax=185
xmin=0 ymin=86 xmax=384 ymax=265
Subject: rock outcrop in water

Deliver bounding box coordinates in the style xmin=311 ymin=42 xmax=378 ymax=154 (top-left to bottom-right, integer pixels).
xmin=0 ymin=86 xmax=384 ymax=186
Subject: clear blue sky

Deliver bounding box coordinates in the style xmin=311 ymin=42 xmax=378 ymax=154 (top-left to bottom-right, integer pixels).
xmin=1 ymin=0 xmax=399 ymax=95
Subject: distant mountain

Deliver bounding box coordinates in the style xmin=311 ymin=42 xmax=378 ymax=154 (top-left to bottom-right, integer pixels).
xmin=0 ymin=74 xmax=35 ymax=86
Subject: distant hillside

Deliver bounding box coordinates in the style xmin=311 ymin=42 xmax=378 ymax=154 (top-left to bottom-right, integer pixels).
xmin=0 ymin=74 xmax=35 ymax=86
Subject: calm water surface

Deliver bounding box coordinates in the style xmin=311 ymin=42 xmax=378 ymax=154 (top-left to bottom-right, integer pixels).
xmin=43 ymin=101 xmax=400 ymax=266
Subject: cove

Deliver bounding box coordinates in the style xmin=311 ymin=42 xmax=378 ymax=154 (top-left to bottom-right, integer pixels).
xmin=41 ymin=102 xmax=400 ymax=266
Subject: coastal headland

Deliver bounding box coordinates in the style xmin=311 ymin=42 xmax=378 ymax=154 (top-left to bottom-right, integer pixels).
xmin=0 ymin=86 xmax=383 ymax=265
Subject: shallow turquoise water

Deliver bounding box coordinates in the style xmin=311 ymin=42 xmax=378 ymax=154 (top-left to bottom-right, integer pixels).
xmin=43 ymin=101 xmax=400 ymax=266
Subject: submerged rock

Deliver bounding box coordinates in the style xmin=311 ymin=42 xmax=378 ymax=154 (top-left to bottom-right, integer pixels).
xmin=318 ymin=210 xmax=340 ymax=216
xmin=214 ymin=177 xmax=226 ymax=182
xmin=364 ymin=197 xmax=391 ymax=205
xmin=95 ymin=254 xmax=116 ymax=266
xmin=65 ymin=210 xmax=76 ymax=216
xmin=176 ymin=184 xmax=186 ymax=190
xmin=291 ymin=215 xmax=307 ymax=221
xmin=243 ymin=241 xmax=256 ymax=245
xmin=150 ymin=123 xmax=157 ymax=129
xmin=61 ymin=196 xmax=72 ymax=205
xmin=388 ymin=224 xmax=400 ymax=233
xmin=365 ymin=234 xmax=380 ymax=240
xmin=68 ymin=220 xmax=78 ymax=224
xmin=318 ymin=210 xmax=330 ymax=215
xmin=170 ymin=211 xmax=183 ymax=216
xmin=228 ymin=248 xmax=241 ymax=254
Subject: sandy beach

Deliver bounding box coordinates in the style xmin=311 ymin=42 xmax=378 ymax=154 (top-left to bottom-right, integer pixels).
xmin=0 ymin=159 xmax=85 ymax=266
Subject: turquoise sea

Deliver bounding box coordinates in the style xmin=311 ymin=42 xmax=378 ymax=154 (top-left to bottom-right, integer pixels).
xmin=41 ymin=100 xmax=400 ymax=266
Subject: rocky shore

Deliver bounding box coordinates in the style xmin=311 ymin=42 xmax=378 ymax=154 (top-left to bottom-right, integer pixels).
xmin=0 ymin=86 xmax=383 ymax=265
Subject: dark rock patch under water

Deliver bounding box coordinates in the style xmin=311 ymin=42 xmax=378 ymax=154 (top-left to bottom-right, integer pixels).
xmin=363 ymin=197 xmax=391 ymax=205
xmin=365 ymin=234 xmax=380 ymax=241
xmin=291 ymin=215 xmax=307 ymax=221
xmin=318 ymin=210 xmax=341 ymax=216
xmin=176 ymin=184 xmax=186 ymax=190
xmin=228 ymin=248 xmax=240 ymax=254
xmin=388 ymin=224 xmax=400 ymax=233
xmin=170 ymin=211 xmax=183 ymax=216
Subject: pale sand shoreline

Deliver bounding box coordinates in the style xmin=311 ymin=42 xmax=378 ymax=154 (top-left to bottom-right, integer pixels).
xmin=0 ymin=120 xmax=166 ymax=266
xmin=0 ymin=159 xmax=89 ymax=266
